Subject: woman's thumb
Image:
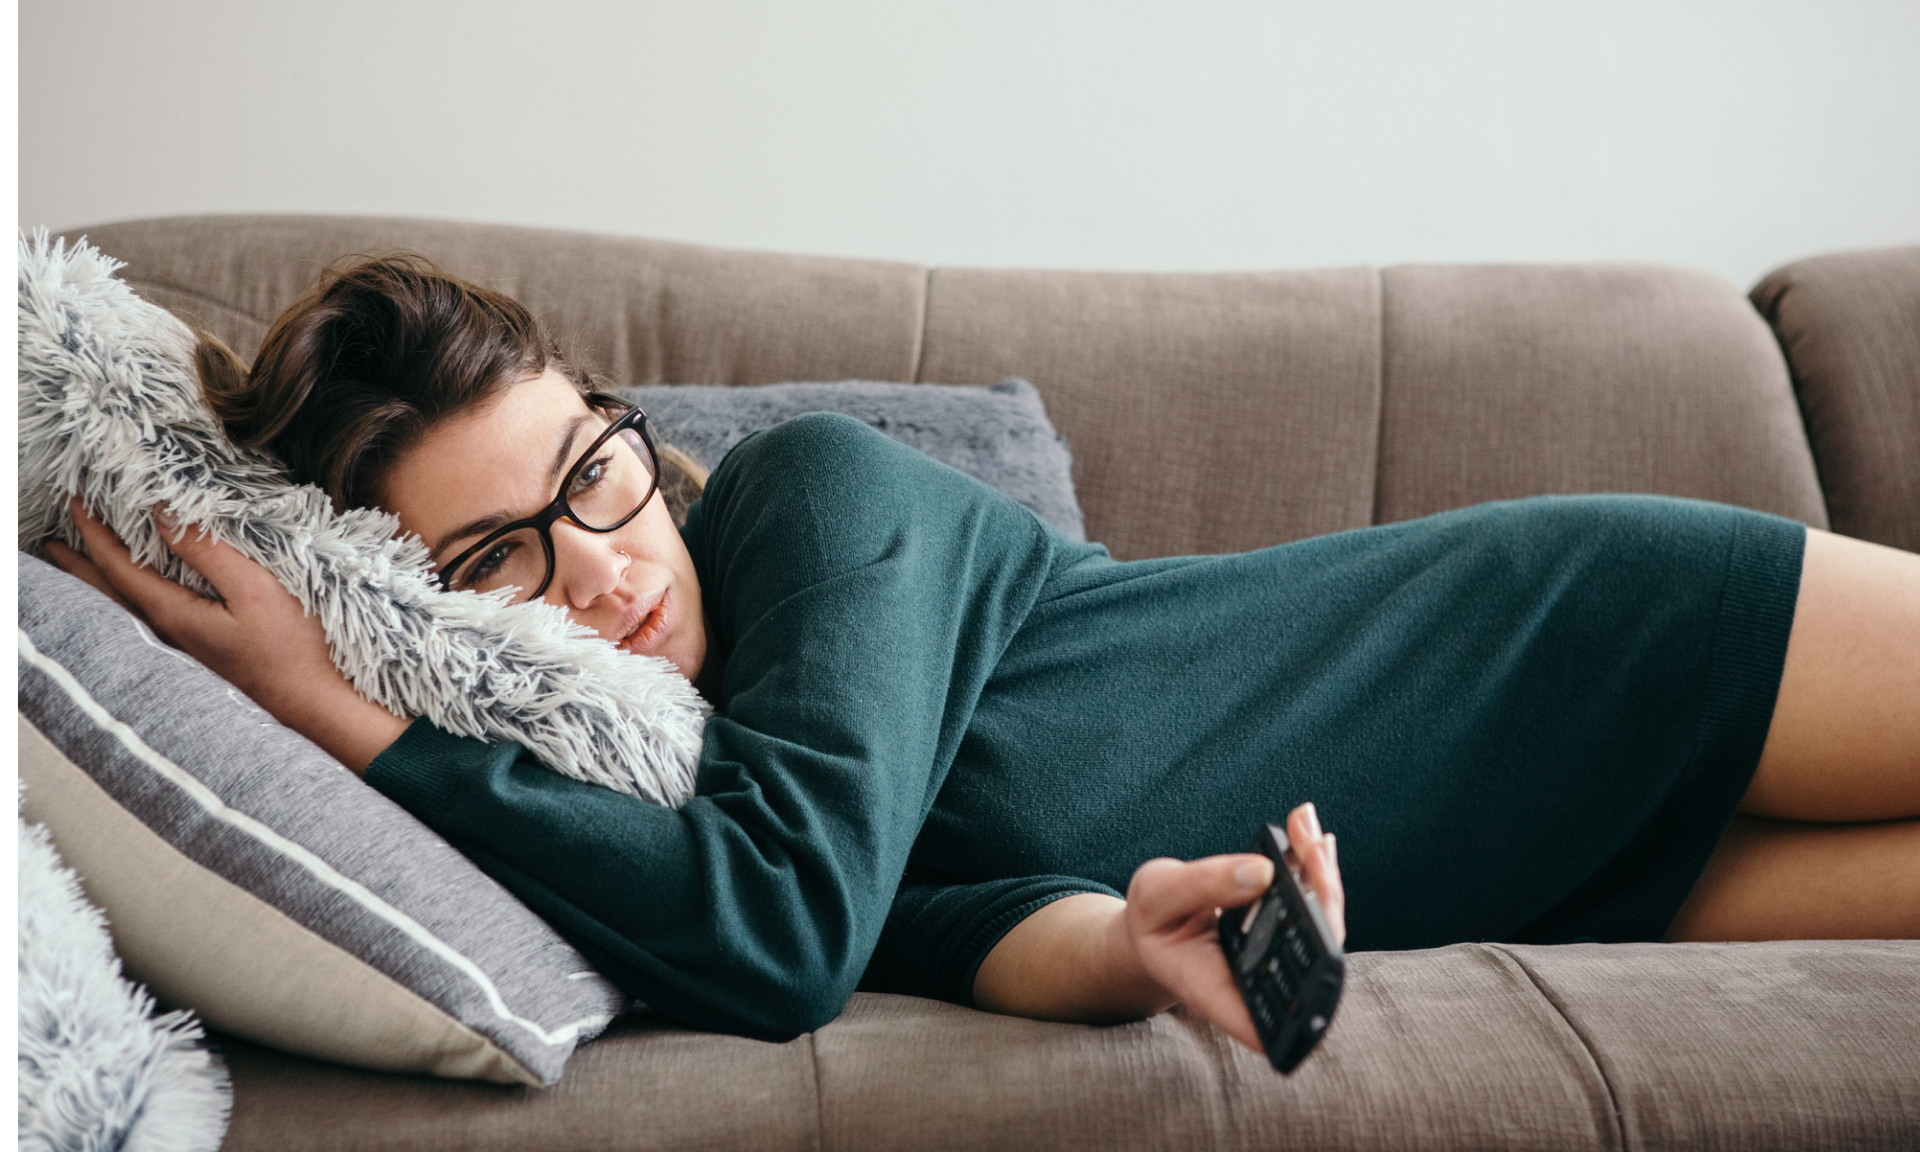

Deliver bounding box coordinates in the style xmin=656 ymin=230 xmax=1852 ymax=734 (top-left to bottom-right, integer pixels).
xmin=1129 ymin=855 xmax=1274 ymax=931
xmin=1230 ymin=857 xmax=1276 ymax=894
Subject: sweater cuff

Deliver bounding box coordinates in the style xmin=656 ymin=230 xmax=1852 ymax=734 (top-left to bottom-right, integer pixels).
xmin=868 ymin=874 xmax=1122 ymax=1006
xmin=951 ymin=888 xmax=1093 ymax=1008
xmin=364 ymin=718 xmax=503 ymax=818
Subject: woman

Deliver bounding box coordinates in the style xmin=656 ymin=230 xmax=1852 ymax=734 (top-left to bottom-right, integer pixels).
xmin=50 ymin=255 xmax=1920 ymax=1052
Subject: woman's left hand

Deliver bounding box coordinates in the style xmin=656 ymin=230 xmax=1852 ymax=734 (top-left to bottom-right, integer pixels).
xmin=1124 ymin=802 xmax=1345 ymax=1054
xmin=44 ymin=499 xmax=411 ymax=773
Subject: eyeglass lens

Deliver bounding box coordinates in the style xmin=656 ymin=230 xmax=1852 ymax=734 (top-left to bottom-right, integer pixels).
xmin=445 ymin=423 xmax=657 ymax=600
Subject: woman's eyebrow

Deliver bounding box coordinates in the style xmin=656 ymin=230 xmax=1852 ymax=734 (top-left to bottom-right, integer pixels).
xmin=544 ymin=414 xmax=595 ymax=489
xmin=431 ymin=511 xmax=511 ymax=561
xmin=430 ymin=414 xmax=594 ymax=560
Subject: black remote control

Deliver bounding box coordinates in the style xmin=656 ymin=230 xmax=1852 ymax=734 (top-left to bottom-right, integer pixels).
xmin=1216 ymin=822 xmax=1345 ymax=1074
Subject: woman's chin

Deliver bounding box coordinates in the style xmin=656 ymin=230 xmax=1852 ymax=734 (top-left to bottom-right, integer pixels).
xmin=664 ymin=645 xmax=703 ymax=686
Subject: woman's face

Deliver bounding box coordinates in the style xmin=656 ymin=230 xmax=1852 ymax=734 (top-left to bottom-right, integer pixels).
xmin=380 ymin=369 xmax=708 ymax=683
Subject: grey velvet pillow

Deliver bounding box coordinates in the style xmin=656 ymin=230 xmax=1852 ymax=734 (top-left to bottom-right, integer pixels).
xmin=620 ymin=378 xmax=1088 ymax=542
xmin=16 ymin=554 xmax=627 ymax=1087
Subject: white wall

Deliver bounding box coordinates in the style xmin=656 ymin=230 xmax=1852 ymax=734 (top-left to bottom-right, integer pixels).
xmin=20 ymin=0 xmax=1920 ymax=289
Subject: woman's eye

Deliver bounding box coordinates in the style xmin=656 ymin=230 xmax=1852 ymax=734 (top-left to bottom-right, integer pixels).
xmin=460 ymin=540 xmax=518 ymax=586
xmin=570 ymin=456 xmax=612 ymax=495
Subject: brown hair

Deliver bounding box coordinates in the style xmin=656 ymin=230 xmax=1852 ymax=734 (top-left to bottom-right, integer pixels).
xmin=199 ymin=253 xmax=706 ymax=521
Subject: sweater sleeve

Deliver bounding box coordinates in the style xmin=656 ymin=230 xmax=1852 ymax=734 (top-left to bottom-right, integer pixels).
xmin=862 ymin=874 xmax=1122 ymax=1005
xmin=365 ymin=414 xmax=1059 ymax=1041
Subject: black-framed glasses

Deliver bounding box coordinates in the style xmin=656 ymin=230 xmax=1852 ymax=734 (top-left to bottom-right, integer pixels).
xmin=437 ymin=395 xmax=661 ymax=602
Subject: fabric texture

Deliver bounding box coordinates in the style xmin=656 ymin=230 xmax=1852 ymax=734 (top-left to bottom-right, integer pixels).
xmin=17 ymin=554 xmax=628 ymax=1086
xmin=67 ymin=214 xmax=927 ymax=396
xmin=622 ymin=378 xmax=1087 ymax=541
xmin=367 ymin=416 xmax=1803 ymax=1042
xmin=18 ymin=796 xmax=231 ymax=1152
xmin=207 ymin=943 xmax=1920 ymax=1152
xmin=17 ymin=230 xmax=708 ymax=803
xmin=915 ymin=265 xmax=1386 ymax=559
xmin=1371 ymin=264 xmax=1829 ymax=530
xmin=1751 ymin=246 xmax=1920 ymax=552
xmin=1503 ymin=940 xmax=1920 ymax=1152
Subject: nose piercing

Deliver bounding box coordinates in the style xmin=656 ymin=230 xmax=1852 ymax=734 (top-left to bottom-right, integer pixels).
xmin=617 ymin=551 xmax=630 ymax=562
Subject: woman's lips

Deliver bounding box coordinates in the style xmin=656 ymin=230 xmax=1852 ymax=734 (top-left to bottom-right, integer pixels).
xmin=616 ymin=588 xmax=673 ymax=657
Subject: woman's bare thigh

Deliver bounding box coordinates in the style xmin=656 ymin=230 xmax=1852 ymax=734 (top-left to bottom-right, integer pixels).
xmin=1743 ymin=528 xmax=1920 ymax=823
xmin=1667 ymin=815 xmax=1920 ymax=941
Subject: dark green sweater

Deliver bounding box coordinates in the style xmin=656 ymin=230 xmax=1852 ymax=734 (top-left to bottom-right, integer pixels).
xmin=370 ymin=414 xmax=1115 ymax=1040
xmin=369 ymin=413 xmax=1801 ymax=1041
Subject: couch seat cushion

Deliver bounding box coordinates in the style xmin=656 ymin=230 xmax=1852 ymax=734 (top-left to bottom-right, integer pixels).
xmin=205 ymin=940 xmax=1911 ymax=1151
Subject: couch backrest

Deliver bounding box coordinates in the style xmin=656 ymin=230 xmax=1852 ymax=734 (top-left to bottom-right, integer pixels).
xmin=1752 ymin=247 xmax=1920 ymax=553
xmin=69 ymin=215 xmax=1831 ymax=560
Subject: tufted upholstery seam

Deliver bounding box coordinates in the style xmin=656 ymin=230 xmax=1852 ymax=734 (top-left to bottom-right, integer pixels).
xmin=1488 ymin=943 xmax=1630 ymax=1152
xmin=908 ymin=267 xmax=931 ymax=384
xmin=1368 ymin=266 xmax=1388 ymax=526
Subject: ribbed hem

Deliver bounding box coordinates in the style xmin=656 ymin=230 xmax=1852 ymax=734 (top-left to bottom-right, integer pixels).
xmin=1695 ymin=516 xmax=1808 ymax=778
xmin=1628 ymin=513 xmax=1806 ymax=939
xmin=363 ymin=719 xmax=487 ymax=818
xmin=954 ymin=889 xmax=1091 ymax=1008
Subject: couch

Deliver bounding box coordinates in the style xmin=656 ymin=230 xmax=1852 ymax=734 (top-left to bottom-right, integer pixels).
xmin=49 ymin=216 xmax=1920 ymax=1150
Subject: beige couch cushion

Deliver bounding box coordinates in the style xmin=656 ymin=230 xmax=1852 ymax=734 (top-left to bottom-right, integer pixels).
xmin=73 ymin=214 xmax=927 ymax=389
xmin=916 ymin=267 xmax=1386 ymax=559
xmin=1511 ymin=940 xmax=1920 ymax=1152
xmin=1373 ymin=264 xmax=1828 ymax=531
xmin=210 ymin=942 xmax=1920 ymax=1151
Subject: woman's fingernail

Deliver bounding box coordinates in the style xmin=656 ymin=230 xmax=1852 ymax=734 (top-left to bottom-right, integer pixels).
xmin=1325 ymin=834 xmax=1338 ymax=866
xmin=154 ymin=508 xmax=176 ymax=530
xmin=1302 ymin=802 xmax=1323 ymax=839
xmin=1233 ymin=861 xmax=1270 ymax=889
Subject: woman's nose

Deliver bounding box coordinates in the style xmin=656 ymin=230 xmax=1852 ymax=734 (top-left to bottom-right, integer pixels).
xmin=547 ymin=521 xmax=629 ymax=609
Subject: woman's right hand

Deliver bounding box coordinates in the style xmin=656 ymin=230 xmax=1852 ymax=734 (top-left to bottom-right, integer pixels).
xmin=45 ymin=500 xmax=411 ymax=774
xmin=1124 ymin=802 xmax=1345 ymax=1054
xmin=973 ymin=802 xmax=1346 ymax=1056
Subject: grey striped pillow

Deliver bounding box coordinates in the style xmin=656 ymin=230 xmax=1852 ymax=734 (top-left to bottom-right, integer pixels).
xmin=17 ymin=552 xmax=627 ymax=1086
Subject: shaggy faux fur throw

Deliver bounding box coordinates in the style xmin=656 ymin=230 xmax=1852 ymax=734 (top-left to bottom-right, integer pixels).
xmin=16 ymin=231 xmax=707 ymax=804
xmin=18 ymin=806 xmax=231 ymax=1152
